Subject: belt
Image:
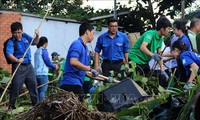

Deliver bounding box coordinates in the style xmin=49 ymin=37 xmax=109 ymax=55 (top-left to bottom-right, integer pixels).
xmin=21 ymin=63 xmax=31 ymax=66
xmin=13 ymin=63 xmax=31 ymax=66
xmin=103 ymin=59 xmax=123 ymax=63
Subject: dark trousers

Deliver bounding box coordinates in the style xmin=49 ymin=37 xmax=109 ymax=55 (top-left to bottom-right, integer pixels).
xmin=60 ymin=85 xmax=85 ymax=102
xmin=136 ymin=63 xmax=150 ymax=77
xmin=9 ymin=63 xmax=39 ymax=109
xmin=101 ymin=60 xmax=124 ymax=80
xmin=83 ymin=81 xmax=92 ymax=94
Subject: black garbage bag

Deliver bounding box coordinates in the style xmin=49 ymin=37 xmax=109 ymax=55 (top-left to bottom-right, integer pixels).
xmin=149 ymin=95 xmax=187 ymax=120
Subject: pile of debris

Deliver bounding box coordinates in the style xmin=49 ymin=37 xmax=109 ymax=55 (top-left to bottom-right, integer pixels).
xmin=15 ymin=89 xmax=117 ymax=120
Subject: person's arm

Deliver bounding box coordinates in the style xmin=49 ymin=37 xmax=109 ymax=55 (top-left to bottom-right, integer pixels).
xmin=162 ymin=52 xmax=174 ymax=57
xmin=123 ymin=34 xmax=130 ymax=63
xmin=94 ymin=52 xmax=100 ymax=71
xmin=6 ymin=40 xmax=24 ymax=63
xmin=188 ymin=63 xmax=199 ymax=83
xmin=34 ymin=29 xmax=39 ymax=45
xmin=70 ymin=58 xmax=90 ymax=71
xmin=42 ymin=49 xmax=58 ymax=70
xmin=157 ymin=48 xmax=164 ymax=71
xmin=56 ymin=70 xmax=63 ymax=80
xmin=140 ymin=41 xmax=154 ymax=56
xmin=124 ymin=52 xmax=129 ymax=63
xmin=7 ymin=54 xmax=24 ymax=63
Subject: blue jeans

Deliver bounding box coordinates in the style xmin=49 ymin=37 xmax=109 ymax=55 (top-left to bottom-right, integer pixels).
xmin=36 ymin=75 xmax=48 ymax=102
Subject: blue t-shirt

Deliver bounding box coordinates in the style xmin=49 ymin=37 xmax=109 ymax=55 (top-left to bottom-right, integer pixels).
xmin=6 ymin=33 xmax=35 ymax=64
xmin=60 ymin=38 xmax=90 ymax=87
xmin=34 ymin=47 xmax=56 ymax=75
xmin=180 ymin=51 xmax=200 ymax=76
xmin=95 ymin=31 xmax=129 ymax=61
xmin=178 ymin=34 xmax=192 ymax=51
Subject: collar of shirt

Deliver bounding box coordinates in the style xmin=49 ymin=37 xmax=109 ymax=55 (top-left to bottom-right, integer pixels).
xmin=105 ymin=31 xmax=119 ymax=38
xmin=188 ymin=30 xmax=196 ymax=36
xmin=78 ymin=37 xmax=87 ymax=48
xmin=155 ymin=30 xmax=162 ymax=40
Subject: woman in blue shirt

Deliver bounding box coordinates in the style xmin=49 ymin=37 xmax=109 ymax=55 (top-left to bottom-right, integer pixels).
xmin=171 ymin=40 xmax=200 ymax=89
xmin=34 ymin=37 xmax=58 ymax=101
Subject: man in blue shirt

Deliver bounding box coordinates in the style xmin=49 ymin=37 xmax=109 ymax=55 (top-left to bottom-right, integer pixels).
xmin=60 ymin=22 xmax=99 ymax=102
xmin=6 ymin=22 xmax=39 ymax=110
xmin=94 ymin=18 xmax=130 ymax=80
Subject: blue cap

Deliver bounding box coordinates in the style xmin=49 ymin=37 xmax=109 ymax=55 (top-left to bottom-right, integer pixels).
xmin=51 ymin=52 xmax=60 ymax=56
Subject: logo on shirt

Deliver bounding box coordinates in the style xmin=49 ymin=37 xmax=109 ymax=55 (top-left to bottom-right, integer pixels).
xmin=116 ymin=43 xmax=122 ymax=46
xmin=182 ymin=59 xmax=186 ymax=65
xmin=146 ymin=35 xmax=152 ymax=40
xmin=25 ymin=40 xmax=29 ymax=43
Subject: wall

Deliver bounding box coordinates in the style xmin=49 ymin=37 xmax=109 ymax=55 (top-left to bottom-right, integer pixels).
xmin=21 ymin=15 xmax=108 ymax=66
xmin=0 ymin=12 xmax=21 ymax=73
xmin=0 ymin=12 xmax=108 ymax=73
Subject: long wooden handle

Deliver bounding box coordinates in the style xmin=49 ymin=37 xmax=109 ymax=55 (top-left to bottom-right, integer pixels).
xmin=0 ymin=0 xmax=56 ymax=103
xmin=88 ymin=72 xmax=120 ymax=83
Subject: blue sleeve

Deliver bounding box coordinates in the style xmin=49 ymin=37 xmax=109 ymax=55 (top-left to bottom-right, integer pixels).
xmin=69 ymin=42 xmax=81 ymax=59
xmin=180 ymin=54 xmax=194 ymax=68
xmin=42 ymin=49 xmax=56 ymax=69
xmin=123 ymin=34 xmax=130 ymax=53
xmin=6 ymin=39 xmax=14 ymax=56
xmin=22 ymin=33 xmax=36 ymax=45
xmin=95 ymin=36 xmax=102 ymax=53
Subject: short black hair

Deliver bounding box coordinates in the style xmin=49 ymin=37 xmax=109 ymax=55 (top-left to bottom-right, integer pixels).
xmin=11 ymin=22 xmax=23 ymax=32
xmin=37 ymin=36 xmax=48 ymax=48
xmin=107 ymin=18 xmax=118 ymax=26
xmin=79 ymin=22 xmax=94 ymax=36
xmin=173 ymin=20 xmax=187 ymax=33
xmin=172 ymin=40 xmax=188 ymax=51
xmin=156 ymin=16 xmax=172 ymax=30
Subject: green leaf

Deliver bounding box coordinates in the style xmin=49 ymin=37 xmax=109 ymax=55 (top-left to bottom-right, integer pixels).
xmin=158 ymin=85 xmax=165 ymax=93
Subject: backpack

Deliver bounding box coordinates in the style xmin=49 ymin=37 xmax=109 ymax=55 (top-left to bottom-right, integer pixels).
xmin=3 ymin=34 xmax=29 ymax=64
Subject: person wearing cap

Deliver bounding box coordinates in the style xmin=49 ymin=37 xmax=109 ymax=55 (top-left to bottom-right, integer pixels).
xmin=51 ymin=52 xmax=60 ymax=63
xmin=48 ymin=52 xmax=60 ymax=82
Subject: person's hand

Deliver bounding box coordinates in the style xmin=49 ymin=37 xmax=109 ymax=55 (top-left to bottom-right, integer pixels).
xmin=17 ymin=58 xmax=24 ymax=63
xmin=161 ymin=70 xmax=169 ymax=81
xmin=106 ymin=77 xmax=114 ymax=83
xmin=35 ymin=29 xmax=39 ymax=36
xmin=183 ymin=82 xmax=196 ymax=90
xmin=152 ymin=53 xmax=162 ymax=62
xmin=54 ymin=64 xmax=59 ymax=70
xmin=94 ymin=65 xmax=99 ymax=72
xmin=90 ymin=69 xmax=99 ymax=77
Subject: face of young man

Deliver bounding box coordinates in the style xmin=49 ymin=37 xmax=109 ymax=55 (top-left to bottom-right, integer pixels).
xmin=161 ymin=27 xmax=171 ymax=37
xmin=87 ymin=29 xmax=95 ymax=43
xmin=12 ymin=29 xmax=23 ymax=40
xmin=108 ymin=22 xmax=118 ymax=35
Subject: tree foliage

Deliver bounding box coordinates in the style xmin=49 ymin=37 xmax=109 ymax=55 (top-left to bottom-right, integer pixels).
xmin=0 ymin=0 xmax=195 ymax=32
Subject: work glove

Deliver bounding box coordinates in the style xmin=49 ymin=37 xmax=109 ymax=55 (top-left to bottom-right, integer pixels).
xmin=152 ymin=53 xmax=162 ymax=62
xmin=161 ymin=70 xmax=169 ymax=81
xmin=90 ymin=69 xmax=99 ymax=77
xmin=183 ymin=82 xmax=196 ymax=90
xmin=106 ymin=77 xmax=114 ymax=83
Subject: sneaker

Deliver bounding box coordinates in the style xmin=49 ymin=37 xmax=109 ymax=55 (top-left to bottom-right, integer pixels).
xmin=183 ymin=82 xmax=195 ymax=90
